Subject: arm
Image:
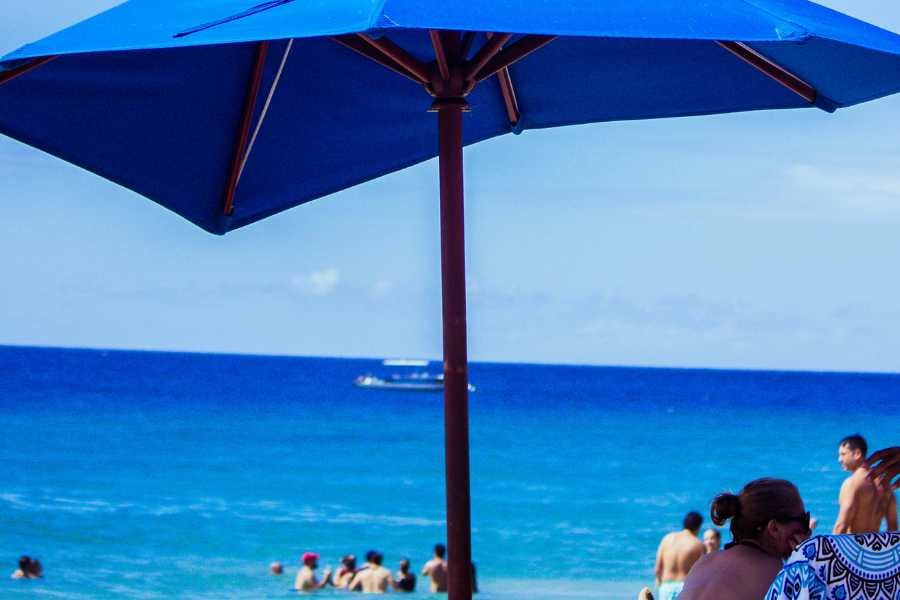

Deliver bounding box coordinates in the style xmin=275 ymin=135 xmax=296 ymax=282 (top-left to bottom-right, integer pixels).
xmin=348 ymin=571 xmax=362 ymax=592
xmin=887 ymin=494 xmax=898 ymax=531
xmin=654 ymin=538 xmax=665 ymax=587
xmin=833 ymin=480 xmax=858 ymax=534
xmin=421 ymin=560 xmax=432 ymax=576
xmin=317 ymin=569 xmax=333 ymax=589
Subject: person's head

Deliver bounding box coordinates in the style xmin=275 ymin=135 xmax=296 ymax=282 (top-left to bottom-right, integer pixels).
xmin=370 ymin=552 xmax=383 ymax=566
xmin=838 ymin=434 xmax=868 ymax=472
xmin=365 ymin=550 xmax=377 ymax=564
xmin=434 ymin=543 xmax=446 ymax=559
xmin=341 ymin=554 xmax=357 ymax=570
xmin=710 ymin=478 xmax=809 ymax=559
xmin=302 ymin=552 xmax=319 ymax=569
xmin=702 ymin=528 xmax=721 ymax=553
xmin=399 ymin=559 xmax=410 ymax=574
xmin=269 ymin=561 xmax=284 ymax=575
xmin=18 ymin=556 xmax=31 ymax=572
xmin=683 ymin=510 xmax=703 ymax=534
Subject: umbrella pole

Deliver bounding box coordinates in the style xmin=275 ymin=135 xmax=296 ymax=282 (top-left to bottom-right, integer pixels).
xmin=437 ymin=101 xmax=472 ymax=600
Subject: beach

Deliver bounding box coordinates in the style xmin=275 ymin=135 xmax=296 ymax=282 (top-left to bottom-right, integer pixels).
xmin=1 ymin=345 xmax=898 ymax=598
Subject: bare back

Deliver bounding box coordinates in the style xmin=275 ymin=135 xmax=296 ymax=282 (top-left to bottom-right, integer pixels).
xmin=350 ymin=565 xmax=393 ymax=593
xmin=656 ymin=531 xmax=705 ymax=583
xmin=835 ymin=469 xmax=898 ymax=533
xmin=678 ymin=545 xmax=782 ymax=600
xmin=422 ymin=558 xmax=448 ymax=592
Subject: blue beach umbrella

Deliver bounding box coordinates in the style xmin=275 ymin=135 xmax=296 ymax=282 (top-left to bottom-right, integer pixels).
xmin=4 ymin=2 xmax=900 ymax=597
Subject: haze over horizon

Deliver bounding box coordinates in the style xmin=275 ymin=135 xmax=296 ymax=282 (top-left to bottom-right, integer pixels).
xmin=3 ymin=1 xmax=900 ymax=373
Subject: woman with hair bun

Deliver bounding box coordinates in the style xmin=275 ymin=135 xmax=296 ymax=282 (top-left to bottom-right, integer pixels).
xmin=678 ymin=478 xmax=811 ymax=600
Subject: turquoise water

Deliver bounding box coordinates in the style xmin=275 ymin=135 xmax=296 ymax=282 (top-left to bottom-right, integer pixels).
xmin=1 ymin=346 xmax=898 ymax=598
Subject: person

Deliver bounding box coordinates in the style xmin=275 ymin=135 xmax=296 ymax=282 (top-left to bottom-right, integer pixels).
xmin=294 ymin=552 xmax=332 ymax=592
xmin=348 ymin=550 xmax=395 ymax=593
xmin=868 ymin=446 xmax=900 ymax=490
xmin=333 ymin=554 xmax=358 ymax=589
xmin=654 ymin=511 xmax=705 ymax=600
xmin=269 ymin=561 xmax=284 ymax=575
xmin=395 ymin=558 xmax=416 ymax=592
xmin=767 ymin=532 xmax=900 ymax=600
xmin=638 ymin=587 xmax=655 ymax=600
xmin=702 ymin=529 xmax=721 ymax=554
xmin=834 ymin=434 xmax=898 ymax=533
xmin=11 ymin=556 xmax=36 ymax=580
xmin=678 ymin=478 xmax=811 ymax=600
xmin=421 ymin=543 xmax=448 ymax=592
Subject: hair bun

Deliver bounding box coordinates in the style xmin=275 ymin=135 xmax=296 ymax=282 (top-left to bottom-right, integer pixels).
xmin=710 ymin=492 xmax=742 ymax=526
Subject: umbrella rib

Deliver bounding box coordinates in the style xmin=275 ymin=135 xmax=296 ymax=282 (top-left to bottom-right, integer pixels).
xmin=357 ymin=34 xmax=431 ymax=83
xmin=330 ymin=35 xmax=428 ymax=84
xmin=485 ymin=33 xmax=520 ymax=127
xmin=0 ymin=55 xmax=57 ymax=87
xmin=716 ymin=41 xmax=817 ymax=104
xmin=465 ymin=33 xmax=512 ymax=81
xmin=430 ymin=30 xmax=451 ymax=81
xmin=474 ymin=35 xmax=556 ymax=83
xmin=222 ymin=41 xmax=269 ymax=216
xmin=496 ymin=66 xmax=520 ymax=126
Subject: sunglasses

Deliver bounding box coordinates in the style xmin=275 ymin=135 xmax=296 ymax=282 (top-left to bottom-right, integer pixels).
xmin=775 ymin=511 xmax=811 ymax=532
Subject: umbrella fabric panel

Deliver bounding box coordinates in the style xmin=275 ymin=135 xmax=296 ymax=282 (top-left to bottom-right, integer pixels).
xmin=0 ymin=0 xmax=386 ymax=61
xmin=508 ymin=37 xmax=811 ymax=132
xmin=746 ymin=0 xmax=900 ymax=54
xmin=0 ymin=43 xmax=256 ymax=229
xmin=0 ymin=37 xmax=511 ymax=233
xmin=377 ymin=0 xmax=805 ymax=41
xmin=229 ymin=37 xmax=511 ymax=231
xmin=6 ymin=0 xmax=900 ymax=65
xmin=752 ymin=38 xmax=900 ymax=107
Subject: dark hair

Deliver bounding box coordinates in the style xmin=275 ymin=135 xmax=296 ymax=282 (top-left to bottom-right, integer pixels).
xmin=399 ymin=559 xmax=409 ymax=572
xmin=434 ymin=544 xmax=446 ymax=558
xmin=710 ymin=478 xmax=803 ymax=542
xmin=840 ymin=434 xmax=868 ymax=456
xmin=365 ymin=550 xmax=376 ymax=562
xmin=371 ymin=552 xmax=383 ymax=566
xmin=683 ymin=511 xmax=703 ymax=532
xmin=18 ymin=556 xmax=30 ymax=571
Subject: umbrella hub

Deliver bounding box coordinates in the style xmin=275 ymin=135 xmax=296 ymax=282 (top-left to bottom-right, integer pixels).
xmin=426 ymin=64 xmax=473 ymax=112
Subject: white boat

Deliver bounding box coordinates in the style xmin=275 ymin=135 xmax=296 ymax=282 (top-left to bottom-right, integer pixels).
xmin=355 ymin=361 xmax=475 ymax=392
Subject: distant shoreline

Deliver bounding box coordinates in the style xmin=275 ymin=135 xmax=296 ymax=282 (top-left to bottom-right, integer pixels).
xmin=2 ymin=343 xmax=898 ymax=377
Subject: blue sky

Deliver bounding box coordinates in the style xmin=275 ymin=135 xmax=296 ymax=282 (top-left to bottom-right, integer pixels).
xmin=3 ymin=1 xmax=900 ymax=372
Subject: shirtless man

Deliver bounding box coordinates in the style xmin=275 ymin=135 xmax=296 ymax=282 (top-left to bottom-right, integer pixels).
xmin=421 ymin=543 xmax=448 ymax=592
xmin=655 ymin=511 xmax=705 ymax=600
xmin=349 ymin=551 xmax=395 ymax=593
xmin=294 ymin=552 xmax=332 ymax=592
xmin=833 ymin=434 xmax=898 ymax=533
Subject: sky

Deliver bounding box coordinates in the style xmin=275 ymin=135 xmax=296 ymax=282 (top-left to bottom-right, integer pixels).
xmin=3 ymin=1 xmax=900 ymax=372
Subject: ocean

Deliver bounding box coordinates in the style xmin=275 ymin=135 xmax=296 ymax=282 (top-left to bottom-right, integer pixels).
xmin=1 ymin=345 xmax=897 ymax=599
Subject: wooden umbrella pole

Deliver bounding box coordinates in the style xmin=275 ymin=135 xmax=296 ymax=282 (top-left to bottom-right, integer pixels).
xmin=437 ymin=101 xmax=473 ymax=600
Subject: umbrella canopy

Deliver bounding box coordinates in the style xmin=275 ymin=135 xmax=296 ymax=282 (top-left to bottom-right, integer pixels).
xmin=4 ymin=2 xmax=900 ymax=599
xmin=3 ymin=0 xmax=900 ymax=233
